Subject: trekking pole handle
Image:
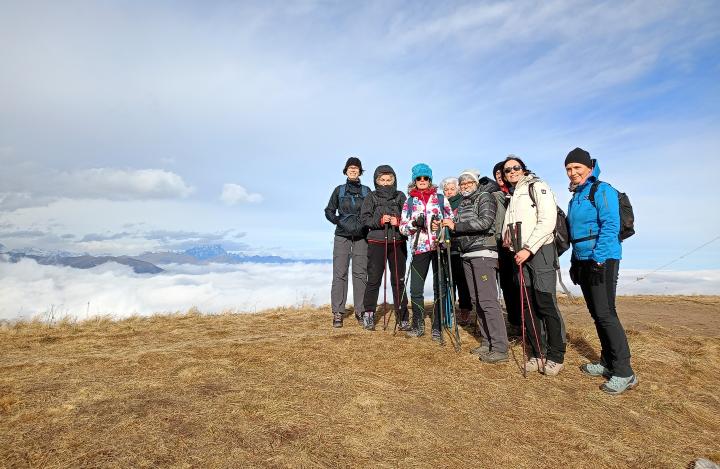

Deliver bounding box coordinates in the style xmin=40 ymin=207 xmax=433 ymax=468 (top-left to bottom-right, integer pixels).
xmin=515 ymin=221 xmax=523 ymax=251
xmin=507 ymin=223 xmax=518 ymax=252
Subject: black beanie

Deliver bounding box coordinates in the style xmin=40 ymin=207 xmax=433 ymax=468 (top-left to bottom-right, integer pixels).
xmin=343 ymin=156 xmax=363 ymax=175
xmin=492 ymin=161 xmax=505 ymax=177
xmin=564 ymin=147 xmax=593 ymax=168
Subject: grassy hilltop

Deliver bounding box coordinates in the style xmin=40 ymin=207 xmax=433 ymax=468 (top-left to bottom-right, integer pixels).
xmin=0 ymin=296 xmax=718 ymax=468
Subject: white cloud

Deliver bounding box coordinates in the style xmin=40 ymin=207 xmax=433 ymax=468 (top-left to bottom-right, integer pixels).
xmin=0 ymin=259 xmax=332 ymax=321
xmin=61 ymin=168 xmax=194 ymax=199
xmin=1 ymin=257 xmax=718 ymax=323
xmin=220 ymin=183 xmax=263 ymax=205
xmin=0 ymin=162 xmax=194 ymax=211
xmin=559 ymin=268 xmax=720 ymax=296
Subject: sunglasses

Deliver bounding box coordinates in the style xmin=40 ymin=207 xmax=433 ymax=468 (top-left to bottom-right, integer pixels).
xmin=503 ymin=165 xmax=523 ymax=174
xmin=415 ymin=176 xmax=430 ymax=181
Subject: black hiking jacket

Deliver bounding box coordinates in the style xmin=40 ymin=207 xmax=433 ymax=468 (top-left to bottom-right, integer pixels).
xmin=324 ymin=178 xmax=371 ymax=238
xmin=360 ymin=165 xmax=407 ymax=243
xmin=453 ymin=177 xmax=500 ymax=254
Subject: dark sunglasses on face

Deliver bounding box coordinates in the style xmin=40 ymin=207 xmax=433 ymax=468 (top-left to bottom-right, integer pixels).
xmin=415 ymin=176 xmax=430 ymax=181
xmin=504 ymin=165 xmax=523 ymax=174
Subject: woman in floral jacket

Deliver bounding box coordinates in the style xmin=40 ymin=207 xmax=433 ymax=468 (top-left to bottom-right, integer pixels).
xmin=399 ymin=163 xmax=453 ymax=340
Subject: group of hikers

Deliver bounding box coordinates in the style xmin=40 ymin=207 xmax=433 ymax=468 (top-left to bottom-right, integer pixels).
xmin=324 ymin=149 xmax=638 ymax=395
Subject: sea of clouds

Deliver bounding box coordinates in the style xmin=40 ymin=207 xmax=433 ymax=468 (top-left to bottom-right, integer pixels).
xmin=1 ymin=258 xmax=718 ymax=322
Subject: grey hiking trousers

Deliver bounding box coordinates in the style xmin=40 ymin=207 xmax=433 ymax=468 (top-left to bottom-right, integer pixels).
xmin=463 ymin=256 xmax=509 ymax=353
xmin=331 ymin=235 xmax=368 ymax=314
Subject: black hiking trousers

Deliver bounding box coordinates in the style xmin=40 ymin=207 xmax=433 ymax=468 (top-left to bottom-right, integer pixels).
xmin=578 ymin=259 xmax=634 ymax=378
xmin=498 ymin=245 xmax=521 ymax=326
xmin=409 ymin=251 xmax=441 ymax=332
xmin=363 ymin=240 xmax=409 ymax=321
xmin=518 ymin=244 xmax=566 ymax=364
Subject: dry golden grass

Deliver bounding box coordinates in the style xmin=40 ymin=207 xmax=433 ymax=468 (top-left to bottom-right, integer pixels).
xmin=1 ymin=297 xmax=719 ymax=468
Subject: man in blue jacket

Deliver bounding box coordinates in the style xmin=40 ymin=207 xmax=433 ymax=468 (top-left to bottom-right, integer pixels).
xmin=565 ymin=147 xmax=637 ymax=395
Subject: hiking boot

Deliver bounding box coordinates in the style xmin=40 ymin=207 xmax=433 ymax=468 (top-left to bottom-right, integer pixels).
xmin=480 ymin=350 xmax=509 ymax=364
xmin=362 ymin=311 xmax=375 ymax=331
xmin=470 ymin=341 xmax=490 ymax=356
xmin=524 ymin=357 xmax=546 ymax=373
xmin=543 ymin=360 xmax=564 ymax=376
xmin=457 ymin=308 xmax=472 ymax=326
xmin=580 ymin=362 xmax=610 ymax=378
xmin=406 ymin=327 xmax=425 ymax=338
xmin=431 ymin=329 xmax=442 ymax=342
xmin=354 ymin=310 xmax=363 ymax=325
xmin=398 ymin=320 xmax=411 ymax=331
xmin=333 ymin=312 xmax=343 ymax=328
xmin=600 ymin=375 xmax=638 ymax=395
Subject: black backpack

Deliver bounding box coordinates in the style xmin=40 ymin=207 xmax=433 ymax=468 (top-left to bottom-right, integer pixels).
xmin=589 ymin=181 xmax=635 ymax=241
xmin=528 ymin=182 xmax=571 ymax=256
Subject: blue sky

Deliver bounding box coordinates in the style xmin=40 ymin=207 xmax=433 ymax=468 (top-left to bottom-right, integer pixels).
xmin=1 ymin=0 xmax=719 ymax=271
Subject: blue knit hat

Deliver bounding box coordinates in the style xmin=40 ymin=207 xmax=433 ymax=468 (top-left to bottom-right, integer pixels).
xmin=411 ymin=163 xmax=432 ymax=181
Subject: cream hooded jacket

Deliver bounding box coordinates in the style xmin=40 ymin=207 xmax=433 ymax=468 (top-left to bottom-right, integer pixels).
xmin=502 ymin=173 xmax=557 ymax=254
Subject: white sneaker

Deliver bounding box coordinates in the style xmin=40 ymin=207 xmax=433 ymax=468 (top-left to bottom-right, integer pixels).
xmin=543 ymin=360 xmax=564 ymax=376
xmin=524 ymin=357 xmax=545 ymax=373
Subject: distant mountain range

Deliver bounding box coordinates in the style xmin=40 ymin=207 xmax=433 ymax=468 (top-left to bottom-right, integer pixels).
xmin=0 ymin=244 xmax=330 ymax=274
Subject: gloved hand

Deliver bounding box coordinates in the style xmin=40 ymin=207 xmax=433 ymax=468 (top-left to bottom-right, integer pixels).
xmin=569 ymin=261 xmax=580 ymax=285
xmin=587 ymin=262 xmax=605 ymax=286
xmin=412 ymin=214 xmax=426 ymax=229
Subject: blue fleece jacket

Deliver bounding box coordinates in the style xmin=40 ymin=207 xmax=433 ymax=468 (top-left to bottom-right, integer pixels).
xmin=567 ymin=161 xmax=622 ymax=263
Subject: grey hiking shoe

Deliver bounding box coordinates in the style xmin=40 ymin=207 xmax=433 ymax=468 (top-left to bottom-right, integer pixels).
xmin=406 ymin=327 xmax=424 ymax=338
xmin=543 ymin=360 xmax=564 ymax=376
xmin=362 ymin=311 xmax=375 ymax=331
xmin=600 ymin=374 xmax=638 ymax=395
xmin=354 ymin=310 xmax=363 ymax=325
xmin=580 ymin=362 xmax=610 ymax=377
xmin=398 ymin=320 xmax=411 ymax=331
xmin=333 ymin=312 xmax=343 ymax=328
xmin=431 ymin=329 xmax=442 ymax=342
xmin=480 ymin=350 xmax=509 ymax=364
xmin=470 ymin=342 xmax=490 ymax=356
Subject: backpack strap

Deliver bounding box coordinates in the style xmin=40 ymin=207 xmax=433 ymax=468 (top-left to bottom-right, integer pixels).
xmin=339 ymin=183 xmax=369 ymax=209
xmin=338 ymin=184 xmax=346 ymax=200
xmin=528 ymin=182 xmax=537 ymax=207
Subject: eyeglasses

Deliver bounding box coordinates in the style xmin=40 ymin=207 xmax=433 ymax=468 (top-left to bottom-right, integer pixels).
xmin=415 ymin=176 xmax=430 ymax=181
xmin=503 ymin=165 xmax=523 ymax=174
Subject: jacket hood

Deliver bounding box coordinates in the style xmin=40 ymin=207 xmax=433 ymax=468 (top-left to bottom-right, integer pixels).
xmin=590 ymin=159 xmax=601 ymax=181
xmin=570 ymin=159 xmax=601 ymax=192
xmin=477 ymin=176 xmax=500 ymax=194
xmin=373 ymin=165 xmax=398 ymax=191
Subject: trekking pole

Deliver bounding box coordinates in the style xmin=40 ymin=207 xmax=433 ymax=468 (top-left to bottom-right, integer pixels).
xmin=382 ymin=222 xmax=390 ymax=330
xmin=443 ymin=226 xmax=460 ymax=350
xmin=433 ymin=215 xmax=446 ymax=346
xmin=397 ymin=228 xmax=421 ymax=335
xmin=507 ymin=222 xmax=524 ymax=376
xmin=515 ymin=222 xmax=546 ymax=374
xmin=391 ymin=225 xmax=402 ymax=334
